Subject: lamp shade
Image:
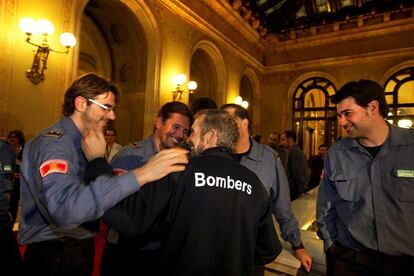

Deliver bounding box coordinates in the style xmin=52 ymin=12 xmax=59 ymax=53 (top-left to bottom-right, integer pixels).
xmin=60 ymin=32 xmax=77 ymax=47
xmin=19 ymin=17 xmax=36 ymax=34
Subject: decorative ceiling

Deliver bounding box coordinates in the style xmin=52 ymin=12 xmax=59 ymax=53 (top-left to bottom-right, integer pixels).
xmin=237 ymin=0 xmax=414 ymax=35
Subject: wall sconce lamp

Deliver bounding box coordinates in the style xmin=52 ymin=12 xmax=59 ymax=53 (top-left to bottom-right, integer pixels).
xmin=172 ymin=74 xmax=197 ymax=101
xmin=19 ymin=17 xmax=77 ymax=84
xmin=235 ymin=96 xmax=249 ymax=109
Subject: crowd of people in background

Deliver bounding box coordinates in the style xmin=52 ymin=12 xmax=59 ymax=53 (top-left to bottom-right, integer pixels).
xmin=254 ymin=130 xmax=326 ymax=199
xmin=1 ymin=74 xmax=413 ymax=276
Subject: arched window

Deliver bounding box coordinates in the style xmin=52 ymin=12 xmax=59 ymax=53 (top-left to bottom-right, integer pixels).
xmin=292 ymin=77 xmax=337 ymax=159
xmin=384 ymin=67 xmax=414 ymax=129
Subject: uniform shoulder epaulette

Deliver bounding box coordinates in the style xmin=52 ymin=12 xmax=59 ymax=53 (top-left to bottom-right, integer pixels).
xmin=44 ymin=130 xmax=64 ymax=139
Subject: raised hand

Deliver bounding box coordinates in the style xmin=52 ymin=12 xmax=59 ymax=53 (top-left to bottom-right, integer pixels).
xmin=133 ymin=147 xmax=189 ymax=186
xmin=82 ymin=126 xmax=106 ymax=161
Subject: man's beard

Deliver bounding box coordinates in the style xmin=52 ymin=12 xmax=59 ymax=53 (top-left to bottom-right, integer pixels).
xmin=191 ymin=140 xmax=206 ymax=156
xmin=343 ymin=122 xmax=359 ymax=138
xmin=82 ymin=111 xmax=108 ymax=132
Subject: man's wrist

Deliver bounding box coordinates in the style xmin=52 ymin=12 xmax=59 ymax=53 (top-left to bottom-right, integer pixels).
xmin=292 ymin=243 xmax=305 ymax=251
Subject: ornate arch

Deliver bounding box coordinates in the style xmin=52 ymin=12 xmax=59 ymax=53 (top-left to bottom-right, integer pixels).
xmin=241 ymin=67 xmax=261 ymax=132
xmin=64 ymin=0 xmax=162 ymax=136
xmin=381 ymin=60 xmax=414 ymax=86
xmin=288 ymin=71 xmax=339 ymax=116
xmin=119 ymin=0 xmax=161 ymax=136
xmin=190 ymin=40 xmax=226 ymax=106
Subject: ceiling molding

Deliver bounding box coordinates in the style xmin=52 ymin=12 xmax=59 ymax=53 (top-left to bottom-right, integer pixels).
xmin=265 ymin=47 xmax=414 ymax=74
xmin=156 ymin=0 xmax=265 ymax=72
xmin=266 ymin=17 xmax=414 ymax=52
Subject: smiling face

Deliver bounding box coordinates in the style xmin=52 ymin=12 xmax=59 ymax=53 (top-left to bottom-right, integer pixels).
xmin=155 ymin=113 xmax=191 ymax=150
xmin=81 ymin=92 xmax=116 ymax=132
xmin=337 ymin=97 xmax=373 ymax=139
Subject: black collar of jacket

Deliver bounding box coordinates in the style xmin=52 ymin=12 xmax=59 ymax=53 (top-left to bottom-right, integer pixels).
xmin=199 ymin=146 xmax=237 ymax=161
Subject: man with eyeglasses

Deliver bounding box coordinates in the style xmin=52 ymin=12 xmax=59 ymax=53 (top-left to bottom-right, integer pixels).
xmin=18 ymin=73 xmax=189 ymax=276
xmin=101 ymin=101 xmax=192 ymax=276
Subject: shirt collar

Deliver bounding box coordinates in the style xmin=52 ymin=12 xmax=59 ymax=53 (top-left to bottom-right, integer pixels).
xmin=388 ymin=123 xmax=414 ymax=146
xmin=341 ymin=122 xmax=414 ymax=150
xmin=60 ymin=116 xmax=82 ymax=150
xmin=245 ymin=138 xmax=263 ymax=162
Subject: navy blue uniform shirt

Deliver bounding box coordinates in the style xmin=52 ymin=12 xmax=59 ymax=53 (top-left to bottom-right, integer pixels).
xmin=19 ymin=116 xmax=140 ymax=244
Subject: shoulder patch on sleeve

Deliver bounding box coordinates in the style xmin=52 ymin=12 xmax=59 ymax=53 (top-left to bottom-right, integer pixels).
xmin=40 ymin=159 xmax=69 ymax=177
xmin=113 ymin=168 xmax=128 ymax=176
xmin=44 ymin=130 xmax=64 ymax=139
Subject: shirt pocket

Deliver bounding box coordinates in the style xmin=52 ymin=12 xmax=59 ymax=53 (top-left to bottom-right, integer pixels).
xmin=329 ymin=171 xmax=358 ymax=202
xmin=393 ymin=168 xmax=414 ymax=202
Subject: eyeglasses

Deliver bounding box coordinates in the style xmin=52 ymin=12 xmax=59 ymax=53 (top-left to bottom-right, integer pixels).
xmin=8 ymin=135 xmax=17 ymax=138
xmin=88 ymin=98 xmax=115 ymax=112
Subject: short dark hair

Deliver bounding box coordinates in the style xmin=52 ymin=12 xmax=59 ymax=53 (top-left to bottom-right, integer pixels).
xmin=282 ymin=130 xmax=297 ymax=142
xmin=220 ymin=103 xmax=252 ymax=133
xmin=252 ymin=134 xmax=262 ymax=143
xmin=156 ymin=101 xmax=193 ymax=123
xmin=331 ymin=79 xmax=389 ymax=118
xmin=318 ymin=144 xmax=327 ymax=150
xmin=7 ymin=130 xmax=25 ymax=145
xmin=190 ymin=97 xmax=217 ymax=114
xmin=62 ymin=73 xmax=120 ymax=116
xmin=104 ymin=127 xmax=117 ymax=136
xmin=196 ymin=109 xmax=239 ymax=149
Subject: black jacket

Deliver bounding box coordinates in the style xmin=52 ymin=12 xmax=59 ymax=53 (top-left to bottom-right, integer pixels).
xmin=104 ymin=147 xmax=281 ymax=275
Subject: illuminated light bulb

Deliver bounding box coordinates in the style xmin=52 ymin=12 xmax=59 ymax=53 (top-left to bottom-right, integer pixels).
xmin=60 ymin=32 xmax=76 ymax=47
xmin=36 ymin=19 xmax=54 ymax=35
xmin=19 ymin=17 xmax=36 ymax=34
xmin=235 ymin=96 xmax=243 ymax=105
xmin=174 ymin=74 xmax=186 ymax=86
xmin=241 ymin=100 xmax=249 ymax=109
xmin=188 ymin=81 xmax=197 ymax=91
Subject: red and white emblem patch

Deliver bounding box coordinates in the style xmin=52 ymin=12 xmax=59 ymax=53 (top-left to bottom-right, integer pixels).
xmin=39 ymin=159 xmax=69 ymax=177
xmin=113 ymin=168 xmax=127 ymax=176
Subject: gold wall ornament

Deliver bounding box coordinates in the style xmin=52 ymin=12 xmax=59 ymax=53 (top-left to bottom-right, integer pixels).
xmin=19 ymin=17 xmax=76 ymax=84
xmin=172 ymin=74 xmax=197 ymax=101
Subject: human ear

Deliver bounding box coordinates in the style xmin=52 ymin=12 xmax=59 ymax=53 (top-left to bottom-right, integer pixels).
xmin=368 ymin=100 xmax=379 ymax=113
xmin=155 ymin=117 xmax=163 ymax=129
xmin=74 ymin=96 xmax=87 ymax=112
xmin=206 ymin=130 xmax=218 ymax=145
